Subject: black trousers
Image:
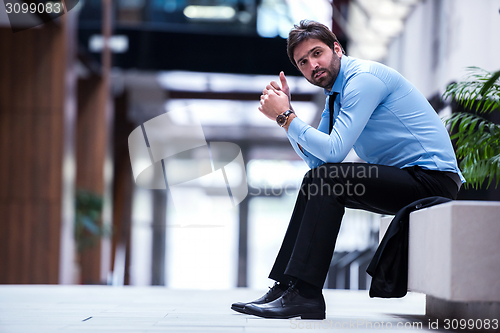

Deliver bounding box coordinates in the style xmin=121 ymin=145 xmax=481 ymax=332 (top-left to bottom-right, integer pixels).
xmin=268 ymin=163 xmax=460 ymax=288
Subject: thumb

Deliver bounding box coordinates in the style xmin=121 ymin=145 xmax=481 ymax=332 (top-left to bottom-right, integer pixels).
xmin=280 ymin=71 xmax=289 ymax=90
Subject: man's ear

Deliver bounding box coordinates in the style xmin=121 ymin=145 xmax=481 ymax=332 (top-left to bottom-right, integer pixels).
xmin=333 ymin=42 xmax=343 ymax=57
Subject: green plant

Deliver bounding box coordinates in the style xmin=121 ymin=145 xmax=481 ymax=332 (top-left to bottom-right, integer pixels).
xmin=75 ymin=189 xmax=110 ymax=252
xmin=443 ymin=67 xmax=500 ymax=189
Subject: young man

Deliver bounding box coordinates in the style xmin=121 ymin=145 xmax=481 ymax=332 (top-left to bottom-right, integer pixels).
xmin=231 ymin=20 xmax=464 ymax=320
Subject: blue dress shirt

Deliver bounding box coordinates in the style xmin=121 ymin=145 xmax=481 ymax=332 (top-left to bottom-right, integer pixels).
xmin=286 ymin=55 xmax=465 ymax=183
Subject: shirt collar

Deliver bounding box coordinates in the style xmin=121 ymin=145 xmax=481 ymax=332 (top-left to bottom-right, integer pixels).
xmin=324 ymin=55 xmax=347 ymax=96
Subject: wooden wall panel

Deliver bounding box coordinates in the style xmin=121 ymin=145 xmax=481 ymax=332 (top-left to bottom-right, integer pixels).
xmin=112 ymin=91 xmax=134 ymax=285
xmin=0 ymin=113 xmax=10 ymax=200
xmin=75 ymin=77 xmax=106 ymax=284
xmin=0 ymin=16 xmax=77 ymax=284
xmin=74 ymin=0 xmax=114 ymax=285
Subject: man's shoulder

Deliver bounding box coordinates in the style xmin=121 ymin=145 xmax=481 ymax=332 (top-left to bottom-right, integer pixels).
xmin=344 ymin=56 xmax=391 ymax=76
xmin=343 ymin=56 xmax=400 ymax=85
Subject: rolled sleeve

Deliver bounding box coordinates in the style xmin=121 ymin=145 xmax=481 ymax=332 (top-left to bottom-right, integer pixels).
xmin=287 ymin=116 xmax=312 ymax=143
xmin=286 ymin=121 xmax=325 ymax=169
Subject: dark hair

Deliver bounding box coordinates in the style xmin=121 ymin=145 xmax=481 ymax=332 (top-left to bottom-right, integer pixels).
xmin=287 ymin=20 xmax=345 ymax=67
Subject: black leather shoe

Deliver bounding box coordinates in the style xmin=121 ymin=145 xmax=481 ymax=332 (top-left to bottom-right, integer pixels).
xmin=231 ymin=282 xmax=285 ymax=314
xmin=243 ymin=286 xmax=325 ymax=319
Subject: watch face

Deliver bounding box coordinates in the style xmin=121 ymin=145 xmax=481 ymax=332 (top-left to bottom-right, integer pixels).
xmin=276 ymin=114 xmax=286 ymax=126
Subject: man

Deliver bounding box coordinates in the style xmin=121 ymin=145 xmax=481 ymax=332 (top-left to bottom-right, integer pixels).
xmin=231 ymin=20 xmax=464 ymax=320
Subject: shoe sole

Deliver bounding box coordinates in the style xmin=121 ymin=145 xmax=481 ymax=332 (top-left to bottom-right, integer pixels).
xmin=300 ymin=313 xmax=325 ymax=320
xmin=244 ymin=308 xmax=325 ymax=320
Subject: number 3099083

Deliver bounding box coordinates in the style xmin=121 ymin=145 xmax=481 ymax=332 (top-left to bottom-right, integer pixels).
xmin=5 ymin=2 xmax=63 ymax=14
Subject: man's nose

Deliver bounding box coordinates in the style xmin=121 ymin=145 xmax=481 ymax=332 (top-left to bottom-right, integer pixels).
xmin=309 ymin=58 xmax=319 ymax=71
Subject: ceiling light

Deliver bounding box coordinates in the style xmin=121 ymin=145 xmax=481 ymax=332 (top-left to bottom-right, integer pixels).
xmin=183 ymin=5 xmax=236 ymax=20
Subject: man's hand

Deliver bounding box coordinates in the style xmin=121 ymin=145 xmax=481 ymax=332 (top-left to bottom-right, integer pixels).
xmin=274 ymin=72 xmax=291 ymax=102
xmin=258 ymin=72 xmax=292 ymax=121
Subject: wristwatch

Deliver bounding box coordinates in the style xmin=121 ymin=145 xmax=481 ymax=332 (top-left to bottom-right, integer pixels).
xmin=276 ymin=109 xmax=295 ymax=127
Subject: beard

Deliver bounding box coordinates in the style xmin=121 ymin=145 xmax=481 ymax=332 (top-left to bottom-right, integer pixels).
xmin=306 ymin=54 xmax=341 ymax=90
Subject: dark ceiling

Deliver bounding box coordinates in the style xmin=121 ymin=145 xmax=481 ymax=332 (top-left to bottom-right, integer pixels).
xmin=79 ymin=27 xmax=304 ymax=76
xmin=77 ymin=0 xmax=347 ymax=75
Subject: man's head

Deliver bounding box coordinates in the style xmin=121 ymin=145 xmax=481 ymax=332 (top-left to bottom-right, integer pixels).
xmin=287 ymin=20 xmax=345 ymax=90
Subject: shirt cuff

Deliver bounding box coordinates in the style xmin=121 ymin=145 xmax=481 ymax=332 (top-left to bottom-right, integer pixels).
xmin=287 ymin=116 xmax=311 ymax=143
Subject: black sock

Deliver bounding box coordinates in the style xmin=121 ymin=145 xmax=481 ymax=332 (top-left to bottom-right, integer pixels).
xmin=295 ymin=279 xmax=322 ymax=298
xmin=279 ymin=276 xmax=297 ymax=290
xmin=278 ymin=280 xmax=291 ymax=291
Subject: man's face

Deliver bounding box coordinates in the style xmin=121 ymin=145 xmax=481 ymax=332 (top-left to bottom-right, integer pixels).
xmin=293 ymin=38 xmax=342 ymax=91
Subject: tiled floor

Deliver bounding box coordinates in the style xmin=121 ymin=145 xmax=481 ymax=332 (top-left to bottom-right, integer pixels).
xmin=0 ymin=285 xmax=449 ymax=332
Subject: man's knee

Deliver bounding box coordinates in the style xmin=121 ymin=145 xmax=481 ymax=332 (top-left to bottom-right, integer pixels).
xmin=305 ymin=164 xmax=337 ymax=180
xmin=305 ymin=164 xmax=373 ymax=199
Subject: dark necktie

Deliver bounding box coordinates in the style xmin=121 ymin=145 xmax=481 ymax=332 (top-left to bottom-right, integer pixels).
xmin=328 ymin=92 xmax=339 ymax=134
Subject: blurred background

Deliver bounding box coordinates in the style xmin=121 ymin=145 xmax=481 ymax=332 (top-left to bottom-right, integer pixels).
xmin=0 ymin=0 xmax=499 ymax=290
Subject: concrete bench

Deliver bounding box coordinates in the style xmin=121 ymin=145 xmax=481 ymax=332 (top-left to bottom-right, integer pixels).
xmin=380 ymin=201 xmax=500 ymax=321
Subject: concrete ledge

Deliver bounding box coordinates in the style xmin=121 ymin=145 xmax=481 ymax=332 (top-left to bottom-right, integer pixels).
xmin=426 ymin=295 xmax=500 ymax=321
xmin=408 ymin=201 xmax=500 ymax=302
xmin=379 ymin=201 xmax=500 ymax=320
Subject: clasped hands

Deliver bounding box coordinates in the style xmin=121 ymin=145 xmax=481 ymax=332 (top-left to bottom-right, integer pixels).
xmin=258 ymin=71 xmax=293 ymax=122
